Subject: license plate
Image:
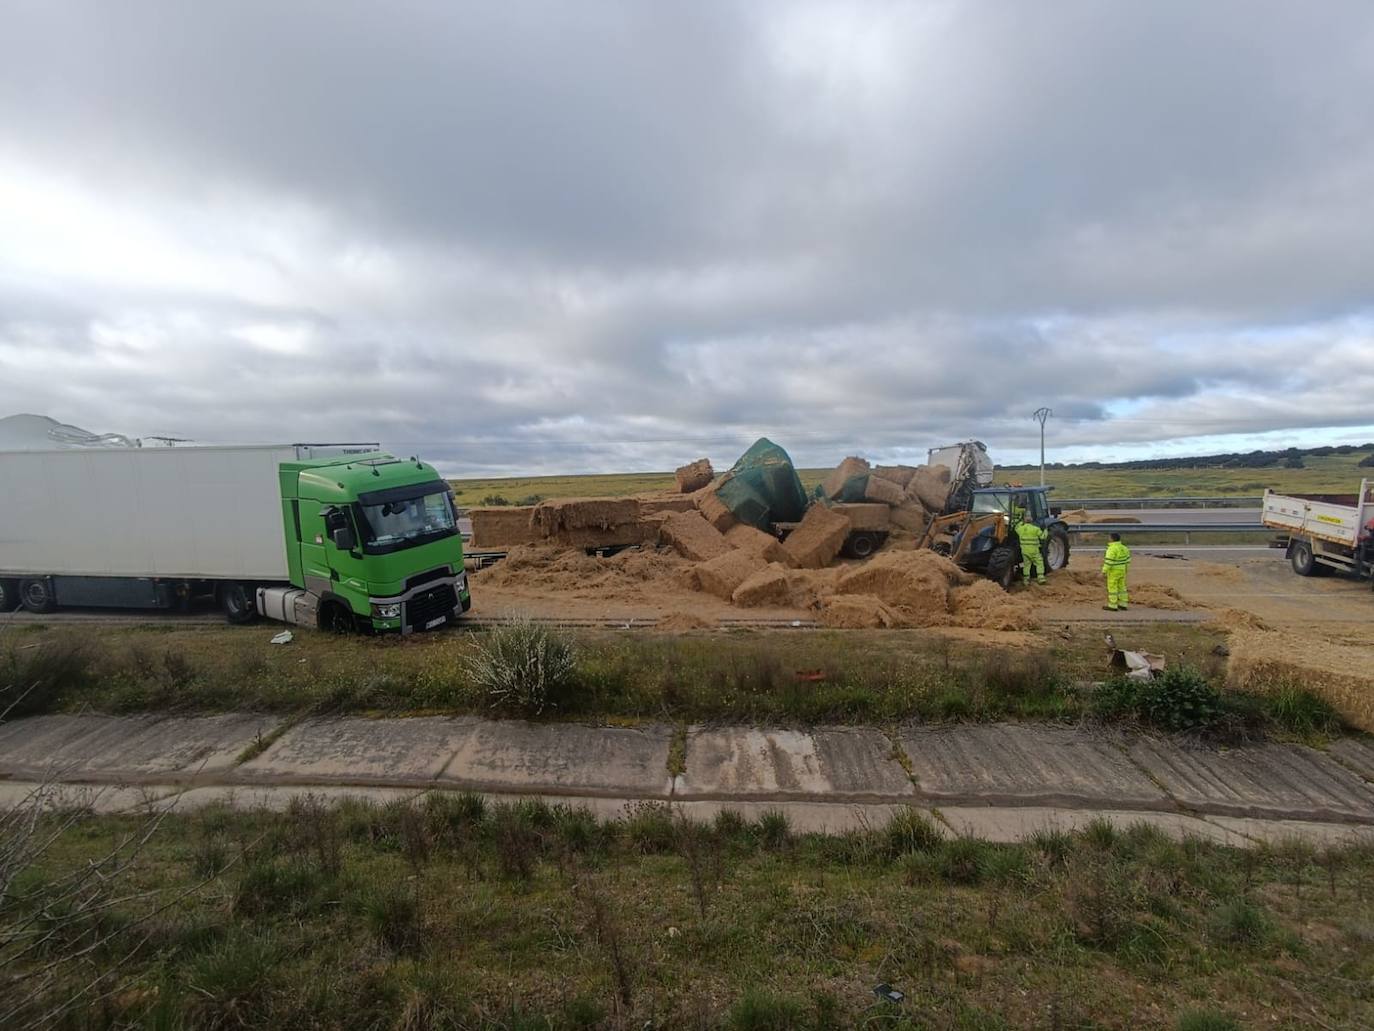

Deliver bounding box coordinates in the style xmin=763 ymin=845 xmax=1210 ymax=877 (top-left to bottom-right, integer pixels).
xmin=425 ymin=616 xmax=447 ymax=630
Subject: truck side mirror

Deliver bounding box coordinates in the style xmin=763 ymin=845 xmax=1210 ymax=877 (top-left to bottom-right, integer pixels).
xmin=330 ymin=526 xmax=356 ymax=551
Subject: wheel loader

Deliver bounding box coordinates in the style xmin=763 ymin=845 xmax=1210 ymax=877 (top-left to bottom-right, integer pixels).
xmin=920 ymin=485 xmax=1071 ymax=590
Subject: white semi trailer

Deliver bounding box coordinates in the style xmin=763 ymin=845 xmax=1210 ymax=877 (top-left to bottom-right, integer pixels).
xmin=0 ymin=444 xmax=472 ymax=631
xmin=1261 ymin=478 xmax=1374 ymax=581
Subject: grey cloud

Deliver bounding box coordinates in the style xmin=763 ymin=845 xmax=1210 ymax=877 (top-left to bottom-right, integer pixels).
xmin=2 ymin=2 xmax=1374 ymax=475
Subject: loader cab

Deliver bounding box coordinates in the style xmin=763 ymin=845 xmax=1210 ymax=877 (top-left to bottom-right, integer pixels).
xmin=971 ymin=487 xmax=1050 ymax=524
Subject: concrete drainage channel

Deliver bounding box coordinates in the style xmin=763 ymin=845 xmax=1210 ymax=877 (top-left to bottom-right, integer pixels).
xmin=1 ymin=714 xmax=1372 ymax=847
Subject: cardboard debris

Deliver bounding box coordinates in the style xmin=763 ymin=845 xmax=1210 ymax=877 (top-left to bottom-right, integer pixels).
xmin=1110 ymin=649 xmax=1167 ymax=681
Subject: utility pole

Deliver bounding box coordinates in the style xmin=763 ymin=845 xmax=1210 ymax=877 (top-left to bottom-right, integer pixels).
xmin=1032 ymin=407 xmax=1053 ymax=486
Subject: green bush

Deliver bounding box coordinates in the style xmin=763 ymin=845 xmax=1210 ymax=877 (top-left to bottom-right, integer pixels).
xmin=364 ymin=884 xmax=423 ymax=954
xmin=755 ymin=809 xmax=792 ymax=850
xmin=1210 ymin=898 xmax=1273 ymax=947
xmin=467 ymin=618 xmax=576 ymax=715
xmin=1093 ymin=666 xmax=1223 ymax=732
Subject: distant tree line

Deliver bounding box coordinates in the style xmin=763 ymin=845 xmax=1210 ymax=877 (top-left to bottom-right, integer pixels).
xmin=1002 ymin=443 xmax=1374 ymax=473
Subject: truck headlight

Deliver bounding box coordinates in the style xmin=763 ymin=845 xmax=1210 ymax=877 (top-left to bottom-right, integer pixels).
xmin=371 ymin=602 xmax=401 ymax=619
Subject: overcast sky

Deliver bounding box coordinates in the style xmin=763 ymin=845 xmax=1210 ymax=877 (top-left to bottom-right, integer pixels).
xmin=3 ymin=1 xmax=1374 ymax=476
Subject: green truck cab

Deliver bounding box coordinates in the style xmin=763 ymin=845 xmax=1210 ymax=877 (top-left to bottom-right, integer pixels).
xmin=233 ymin=452 xmax=470 ymax=633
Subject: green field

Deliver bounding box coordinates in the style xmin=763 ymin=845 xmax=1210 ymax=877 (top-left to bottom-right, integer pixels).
xmin=452 ymin=452 xmax=1374 ymax=506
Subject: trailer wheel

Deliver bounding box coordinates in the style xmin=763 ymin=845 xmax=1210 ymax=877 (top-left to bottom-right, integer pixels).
xmin=222 ymin=582 xmax=257 ymax=624
xmin=986 ymin=545 xmax=1018 ymax=591
xmin=0 ymin=579 xmax=19 ymax=612
xmin=844 ymin=532 xmax=882 ymax=559
xmin=1290 ymin=540 xmax=1317 ymax=577
xmin=19 ymin=578 xmax=56 ymax=614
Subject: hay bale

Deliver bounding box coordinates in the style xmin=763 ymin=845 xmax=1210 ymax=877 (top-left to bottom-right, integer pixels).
xmin=1227 ymin=630 xmax=1374 ymax=733
xmin=696 ymin=489 xmax=738 ymax=532
xmin=731 ymin=563 xmax=791 ymax=607
xmin=530 ymin=497 xmax=641 ymax=536
xmin=724 ymin=523 xmax=792 ymax=565
xmin=674 ymin=458 xmax=715 ymax=493
xmin=890 ymin=502 xmax=930 ymax=535
xmin=696 ymin=549 xmax=767 ymax=601
xmin=552 ymin=523 xmax=660 ymax=549
xmin=905 ymin=466 xmax=952 ymax=513
xmin=863 ymin=475 xmax=905 ymax=506
xmin=781 ymin=503 xmax=852 ymax=569
xmin=821 ymin=456 xmax=870 ymax=500
xmin=660 ymin=510 xmax=732 ymax=562
xmin=831 ymin=503 xmax=891 ymax=532
xmin=835 ymin=550 xmax=968 ymax=621
xmin=820 ymin=594 xmax=904 ymax=629
xmin=468 ymin=506 xmax=539 ymax=548
xmin=637 ymin=494 xmax=697 ymax=515
xmin=872 ymin=464 xmax=918 ymax=488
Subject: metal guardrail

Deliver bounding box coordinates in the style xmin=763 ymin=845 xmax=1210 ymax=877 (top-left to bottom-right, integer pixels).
xmin=1065 ymin=523 xmax=1265 ymax=533
xmin=1056 ymin=497 xmax=1261 ymax=508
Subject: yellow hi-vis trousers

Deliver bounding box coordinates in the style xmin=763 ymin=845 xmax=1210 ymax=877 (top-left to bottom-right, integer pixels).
xmin=1106 ymin=569 xmax=1128 ymax=610
xmin=1022 ymin=548 xmax=1046 ymax=584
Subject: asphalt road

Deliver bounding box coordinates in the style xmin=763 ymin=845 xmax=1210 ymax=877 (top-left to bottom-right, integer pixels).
xmin=1080 ymin=508 xmax=1261 ymax=524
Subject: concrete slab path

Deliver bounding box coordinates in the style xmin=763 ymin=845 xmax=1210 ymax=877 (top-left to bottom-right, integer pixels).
xmin=3 ymin=712 xmax=1373 ymax=846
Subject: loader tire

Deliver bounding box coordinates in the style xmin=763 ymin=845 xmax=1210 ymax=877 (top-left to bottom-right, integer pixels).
xmin=986 ymin=545 xmax=1017 ymax=591
xmin=1045 ymin=527 xmax=1070 ymax=572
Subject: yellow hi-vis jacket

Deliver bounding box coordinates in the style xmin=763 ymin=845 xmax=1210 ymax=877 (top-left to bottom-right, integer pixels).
xmin=1014 ymin=520 xmax=1044 ymax=551
xmin=1101 ymin=540 xmax=1131 ymax=575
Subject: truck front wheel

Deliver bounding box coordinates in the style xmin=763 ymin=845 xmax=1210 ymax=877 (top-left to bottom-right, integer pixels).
xmin=19 ymin=578 xmax=56 ymax=613
xmin=222 ymin=583 xmax=257 ymax=624
xmin=1290 ymin=539 xmax=1317 ymax=577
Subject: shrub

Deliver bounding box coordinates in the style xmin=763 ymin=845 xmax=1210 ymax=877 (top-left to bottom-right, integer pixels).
xmin=883 ymin=808 xmax=943 ymax=857
xmin=183 ymin=932 xmax=278 ymax=1012
xmin=232 ymin=857 xmax=331 ymax=918
xmin=1028 ymin=827 xmax=1074 ymax=865
xmin=938 ymin=837 xmax=987 ymax=885
xmin=0 ymin=637 xmax=95 ymax=717
xmin=481 ymin=495 xmax=510 ymax=506
xmin=1095 ymin=667 xmax=1224 ymax=732
xmin=467 ymin=618 xmax=576 ymax=715
xmin=1210 ymin=898 xmax=1273 ymax=947
xmin=727 ymin=989 xmax=808 ymax=1030
xmin=625 ymin=803 xmax=676 ymax=855
xmin=1177 ymin=1010 xmax=1240 ymax=1031
xmin=1263 ymin=686 xmax=1341 ymax=737
xmin=980 ymin=650 xmax=1059 ymax=701
xmin=1140 ymin=666 xmax=1223 ymax=731
xmin=755 ymin=810 xmax=791 ymax=850
xmin=365 ymin=884 xmax=423 ymax=954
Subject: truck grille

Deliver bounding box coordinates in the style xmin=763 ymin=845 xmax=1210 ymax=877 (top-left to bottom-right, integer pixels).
xmin=405 ymin=584 xmax=457 ymax=631
xmin=405 ymin=567 xmax=449 ymax=592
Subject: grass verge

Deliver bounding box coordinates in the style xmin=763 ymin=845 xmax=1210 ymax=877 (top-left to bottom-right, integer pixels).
xmin=6 ymin=798 xmax=1373 ymax=1027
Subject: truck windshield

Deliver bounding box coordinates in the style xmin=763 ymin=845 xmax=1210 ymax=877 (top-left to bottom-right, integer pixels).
xmin=356 ymin=488 xmax=457 ymax=553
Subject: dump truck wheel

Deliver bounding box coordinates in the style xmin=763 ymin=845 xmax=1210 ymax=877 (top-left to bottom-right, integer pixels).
xmin=19 ymin=578 xmax=56 ymax=614
xmin=1290 ymin=540 xmax=1317 ymax=576
xmin=986 ymin=546 xmax=1017 ymax=591
xmin=1045 ymin=527 xmax=1070 ymax=571
xmin=0 ymin=579 xmax=19 ymax=613
xmin=222 ymin=583 xmax=257 ymax=624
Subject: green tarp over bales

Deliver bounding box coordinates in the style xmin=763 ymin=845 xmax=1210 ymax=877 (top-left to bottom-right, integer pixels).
xmin=715 ymin=438 xmax=809 ymax=529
